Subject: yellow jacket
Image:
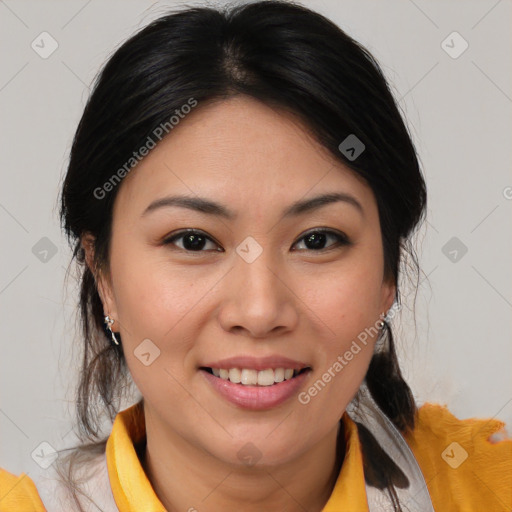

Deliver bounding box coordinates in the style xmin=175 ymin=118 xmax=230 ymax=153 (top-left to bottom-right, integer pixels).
xmin=1 ymin=402 xmax=511 ymax=511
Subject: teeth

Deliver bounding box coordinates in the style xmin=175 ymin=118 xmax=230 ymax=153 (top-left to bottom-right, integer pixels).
xmin=274 ymin=368 xmax=285 ymax=383
xmin=241 ymin=369 xmax=258 ymax=385
xmin=228 ymin=368 xmax=241 ymax=383
xmin=257 ymin=369 xmax=275 ymax=386
xmin=208 ymin=367 xmax=306 ymax=386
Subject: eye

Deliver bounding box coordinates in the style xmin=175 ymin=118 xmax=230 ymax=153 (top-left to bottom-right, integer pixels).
xmin=292 ymin=229 xmax=351 ymax=252
xmin=162 ymin=228 xmax=351 ymax=253
xmin=162 ymin=229 xmax=222 ymax=252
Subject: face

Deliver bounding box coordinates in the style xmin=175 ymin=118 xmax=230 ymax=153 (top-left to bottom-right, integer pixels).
xmin=88 ymin=95 xmax=395 ymax=466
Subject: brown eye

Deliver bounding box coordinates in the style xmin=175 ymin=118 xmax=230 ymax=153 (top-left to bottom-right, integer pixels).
xmin=293 ymin=229 xmax=350 ymax=252
xmin=162 ymin=228 xmax=350 ymax=254
xmin=163 ymin=230 xmax=222 ymax=252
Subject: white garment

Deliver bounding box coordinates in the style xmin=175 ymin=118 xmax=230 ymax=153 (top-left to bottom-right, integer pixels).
xmin=346 ymin=381 xmax=435 ymax=512
xmin=30 ymin=451 xmax=119 ymax=512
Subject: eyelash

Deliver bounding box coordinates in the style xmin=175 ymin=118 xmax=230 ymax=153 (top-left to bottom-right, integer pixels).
xmin=162 ymin=228 xmax=351 ymax=254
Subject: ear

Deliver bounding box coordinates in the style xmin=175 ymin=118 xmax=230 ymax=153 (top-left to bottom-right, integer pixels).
xmin=80 ymin=232 xmax=119 ymax=327
xmin=379 ymin=276 xmax=397 ymax=319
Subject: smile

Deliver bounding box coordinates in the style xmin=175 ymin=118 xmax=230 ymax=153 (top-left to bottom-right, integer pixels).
xmin=202 ymin=367 xmax=309 ymax=386
xmin=200 ymin=366 xmax=312 ymax=410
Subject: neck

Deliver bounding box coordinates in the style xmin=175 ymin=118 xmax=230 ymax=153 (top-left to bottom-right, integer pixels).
xmin=140 ymin=412 xmax=345 ymax=512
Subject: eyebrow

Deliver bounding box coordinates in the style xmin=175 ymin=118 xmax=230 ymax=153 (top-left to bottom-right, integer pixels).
xmin=141 ymin=192 xmax=364 ymax=220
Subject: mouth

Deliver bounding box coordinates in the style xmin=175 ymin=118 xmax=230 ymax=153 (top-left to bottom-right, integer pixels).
xmin=199 ymin=365 xmax=313 ymax=410
xmin=200 ymin=366 xmax=311 ymax=386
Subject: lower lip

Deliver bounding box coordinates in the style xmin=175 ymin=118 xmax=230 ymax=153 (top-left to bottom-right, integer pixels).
xmin=200 ymin=369 xmax=311 ymax=410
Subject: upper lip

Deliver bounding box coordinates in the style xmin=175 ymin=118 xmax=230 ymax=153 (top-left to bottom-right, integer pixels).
xmin=201 ymin=355 xmax=311 ymax=371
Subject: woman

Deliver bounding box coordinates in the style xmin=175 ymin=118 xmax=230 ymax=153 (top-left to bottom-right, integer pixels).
xmin=0 ymin=1 xmax=510 ymax=511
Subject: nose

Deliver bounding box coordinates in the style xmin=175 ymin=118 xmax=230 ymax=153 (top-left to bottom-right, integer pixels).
xmin=217 ymin=247 xmax=299 ymax=339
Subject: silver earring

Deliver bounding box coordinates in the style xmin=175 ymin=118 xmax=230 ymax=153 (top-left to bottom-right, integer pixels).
xmin=377 ymin=312 xmax=386 ymax=330
xmin=377 ymin=320 xmax=385 ymax=329
xmin=104 ymin=315 xmax=120 ymax=345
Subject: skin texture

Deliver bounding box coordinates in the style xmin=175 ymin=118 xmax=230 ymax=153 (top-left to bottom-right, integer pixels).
xmin=83 ymin=95 xmax=396 ymax=512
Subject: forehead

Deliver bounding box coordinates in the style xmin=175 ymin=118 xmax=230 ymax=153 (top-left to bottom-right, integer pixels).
xmin=113 ymin=95 xmax=376 ymax=221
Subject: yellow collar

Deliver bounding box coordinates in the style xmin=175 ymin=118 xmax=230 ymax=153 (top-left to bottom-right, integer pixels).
xmin=106 ymin=403 xmax=368 ymax=511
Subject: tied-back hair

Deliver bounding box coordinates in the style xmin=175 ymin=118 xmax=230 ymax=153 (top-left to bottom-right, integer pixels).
xmin=356 ymin=318 xmax=418 ymax=505
xmin=57 ymin=1 xmax=427 ymax=510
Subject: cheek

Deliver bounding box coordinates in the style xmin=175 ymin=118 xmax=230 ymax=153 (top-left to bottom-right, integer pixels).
xmin=298 ymin=254 xmax=383 ymax=406
xmin=111 ymin=240 xmax=200 ymax=336
xmin=298 ymin=325 xmax=375 ymax=433
xmin=308 ymin=260 xmax=384 ymax=340
xmin=109 ymin=242 xmax=213 ymax=390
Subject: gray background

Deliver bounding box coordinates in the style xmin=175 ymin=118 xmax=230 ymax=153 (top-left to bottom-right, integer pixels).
xmin=1 ymin=0 xmax=511 ymax=476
